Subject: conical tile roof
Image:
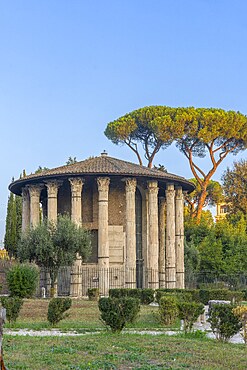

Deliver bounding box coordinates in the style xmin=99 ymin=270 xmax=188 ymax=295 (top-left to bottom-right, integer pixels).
xmin=9 ymin=154 xmax=195 ymax=195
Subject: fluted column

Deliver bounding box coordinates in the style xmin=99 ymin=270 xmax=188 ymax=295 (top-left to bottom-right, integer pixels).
xmin=69 ymin=177 xmax=84 ymax=297
xmin=97 ymin=177 xmax=110 ymax=296
xmin=165 ymin=183 xmax=176 ymax=288
xmin=147 ymin=180 xmax=159 ymax=289
xmin=175 ymin=186 xmax=184 ymax=288
xmin=22 ymin=187 xmax=30 ymax=233
xmin=158 ymin=197 xmax=166 ymax=288
xmin=46 ymin=181 xmax=62 ymax=223
xmin=28 ymin=184 xmax=43 ymax=227
xmin=69 ymin=178 xmax=84 ymax=226
xmin=125 ymin=178 xmax=137 ymax=288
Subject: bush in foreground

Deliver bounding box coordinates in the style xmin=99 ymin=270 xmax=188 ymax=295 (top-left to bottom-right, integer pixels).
xmin=0 ymin=296 xmax=23 ymax=323
xmin=178 ymin=301 xmax=204 ymax=333
xmin=208 ymin=304 xmax=241 ymax=342
xmin=232 ymin=305 xmax=247 ymax=344
xmin=158 ymin=295 xmax=179 ymax=325
xmin=47 ymin=298 xmax=72 ymax=325
xmin=6 ymin=263 xmax=39 ymax=298
xmin=98 ymin=297 xmax=140 ymax=332
xmin=87 ymin=288 xmax=99 ymax=301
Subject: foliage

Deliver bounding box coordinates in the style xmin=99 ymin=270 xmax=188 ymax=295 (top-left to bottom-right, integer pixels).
xmin=6 ymin=263 xmax=39 ymax=298
xmin=185 ymin=213 xmax=247 ymax=276
xmin=178 ymin=301 xmax=204 ymax=333
xmin=0 ymin=296 xmax=23 ymax=323
xmin=156 ymin=289 xmax=200 ymax=304
xmin=232 ymin=305 xmax=247 ymax=344
xmin=158 ymin=295 xmax=179 ymax=325
xmin=105 ymin=106 xmax=247 ymax=220
xmin=87 ymin=288 xmax=99 ymax=301
xmin=185 ymin=178 xmax=223 ymax=217
xmin=199 ymin=289 xmax=244 ymax=305
xmin=66 ymin=156 xmax=77 ymax=165
xmin=109 ymin=288 xmax=154 ymax=305
xmin=98 ymin=297 xmax=140 ymax=332
xmin=4 ymin=193 xmax=22 ymax=258
xmin=105 ymin=106 xmax=177 ymax=168
xmin=208 ymin=304 xmax=241 ymax=342
xmin=35 ymin=166 xmax=50 ymax=174
xmin=222 ymin=159 xmax=247 ymax=214
xmin=47 ymin=298 xmax=72 ymax=325
xmin=18 ymin=215 xmax=91 ymax=294
xmin=140 ymin=288 xmax=155 ymax=304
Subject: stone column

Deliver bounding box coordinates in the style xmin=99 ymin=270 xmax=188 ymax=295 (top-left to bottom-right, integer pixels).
xmin=165 ymin=183 xmax=176 ymax=288
xmin=125 ymin=178 xmax=137 ymax=288
xmin=28 ymin=184 xmax=43 ymax=227
xmin=69 ymin=178 xmax=84 ymax=226
xmin=147 ymin=180 xmax=159 ymax=289
xmin=175 ymin=186 xmax=184 ymax=288
xmin=69 ymin=177 xmax=84 ymax=297
xmin=158 ymin=197 xmax=166 ymax=288
xmin=46 ymin=181 xmax=62 ymax=223
xmin=22 ymin=187 xmax=30 ymax=233
xmin=97 ymin=177 xmax=110 ymax=296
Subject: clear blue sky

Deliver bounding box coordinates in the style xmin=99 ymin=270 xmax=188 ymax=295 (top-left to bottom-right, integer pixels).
xmin=1 ymin=0 xmax=247 ymax=242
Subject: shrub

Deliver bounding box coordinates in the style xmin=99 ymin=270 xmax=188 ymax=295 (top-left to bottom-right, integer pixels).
xmin=241 ymin=289 xmax=247 ymax=301
xmin=208 ymin=304 xmax=241 ymax=342
xmin=158 ymin=295 xmax=179 ymax=325
xmin=232 ymin=305 xmax=247 ymax=344
xmin=141 ymin=289 xmax=155 ymax=304
xmin=155 ymin=289 xmax=200 ymax=304
xmin=98 ymin=297 xmax=140 ymax=332
xmin=47 ymin=298 xmax=72 ymax=325
xmin=109 ymin=288 xmax=129 ymax=298
xmin=178 ymin=301 xmax=204 ymax=333
xmin=109 ymin=288 xmax=154 ymax=304
xmin=87 ymin=288 xmax=99 ymax=301
xmin=199 ymin=289 xmax=244 ymax=305
xmin=6 ymin=263 xmax=39 ymax=298
xmin=0 ymin=296 xmax=23 ymax=323
xmin=128 ymin=289 xmax=142 ymax=301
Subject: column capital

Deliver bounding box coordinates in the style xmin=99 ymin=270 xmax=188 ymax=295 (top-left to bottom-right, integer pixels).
xmin=175 ymin=186 xmax=183 ymax=200
xmin=28 ymin=184 xmax=44 ymax=198
xmin=147 ymin=180 xmax=159 ymax=195
xmin=166 ymin=183 xmax=175 ymax=199
xmin=69 ymin=177 xmax=84 ymax=194
xmin=124 ymin=178 xmax=137 ymax=193
xmin=45 ymin=180 xmax=63 ymax=197
xmin=97 ymin=177 xmax=110 ymax=192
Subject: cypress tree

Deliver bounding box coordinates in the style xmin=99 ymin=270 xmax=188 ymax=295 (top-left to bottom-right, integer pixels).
xmin=4 ymin=192 xmax=20 ymax=258
xmin=16 ymin=195 xmax=22 ymax=243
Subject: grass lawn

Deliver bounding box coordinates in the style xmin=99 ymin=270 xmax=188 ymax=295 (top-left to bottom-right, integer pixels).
xmin=2 ymin=299 xmax=247 ymax=369
xmin=4 ymin=333 xmax=247 ymax=369
xmin=5 ymin=298 xmax=175 ymax=331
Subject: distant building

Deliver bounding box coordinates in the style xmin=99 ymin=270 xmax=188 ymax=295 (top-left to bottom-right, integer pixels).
xmin=9 ymin=153 xmax=194 ymax=296
xmin=215 ymin=202 xmax=229 ymax=221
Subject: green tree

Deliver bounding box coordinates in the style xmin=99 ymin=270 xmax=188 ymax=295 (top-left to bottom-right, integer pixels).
xmin=105 ymin=106 xmax=178 ymax=167
xmin=16 ymin=195 xmax=22 ymax=243
xmin=105 ymin=106 xmax=247 ymax=221
xmin=4 ymin=193 xmax=17 ymax=258
xmin=185 ymin=178 xmax=223 ymax=217
xmin=222 ymin=159 xmax=247 ymax=214
xmin=18 ymin=215 xmax=91 ymax=295
xmin=214 ymin=214 xmax=247 ymax=274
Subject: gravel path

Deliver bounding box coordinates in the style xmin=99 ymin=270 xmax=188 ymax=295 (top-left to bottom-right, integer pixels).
xmin=3 ymin=326 xmax=245 ymax=344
